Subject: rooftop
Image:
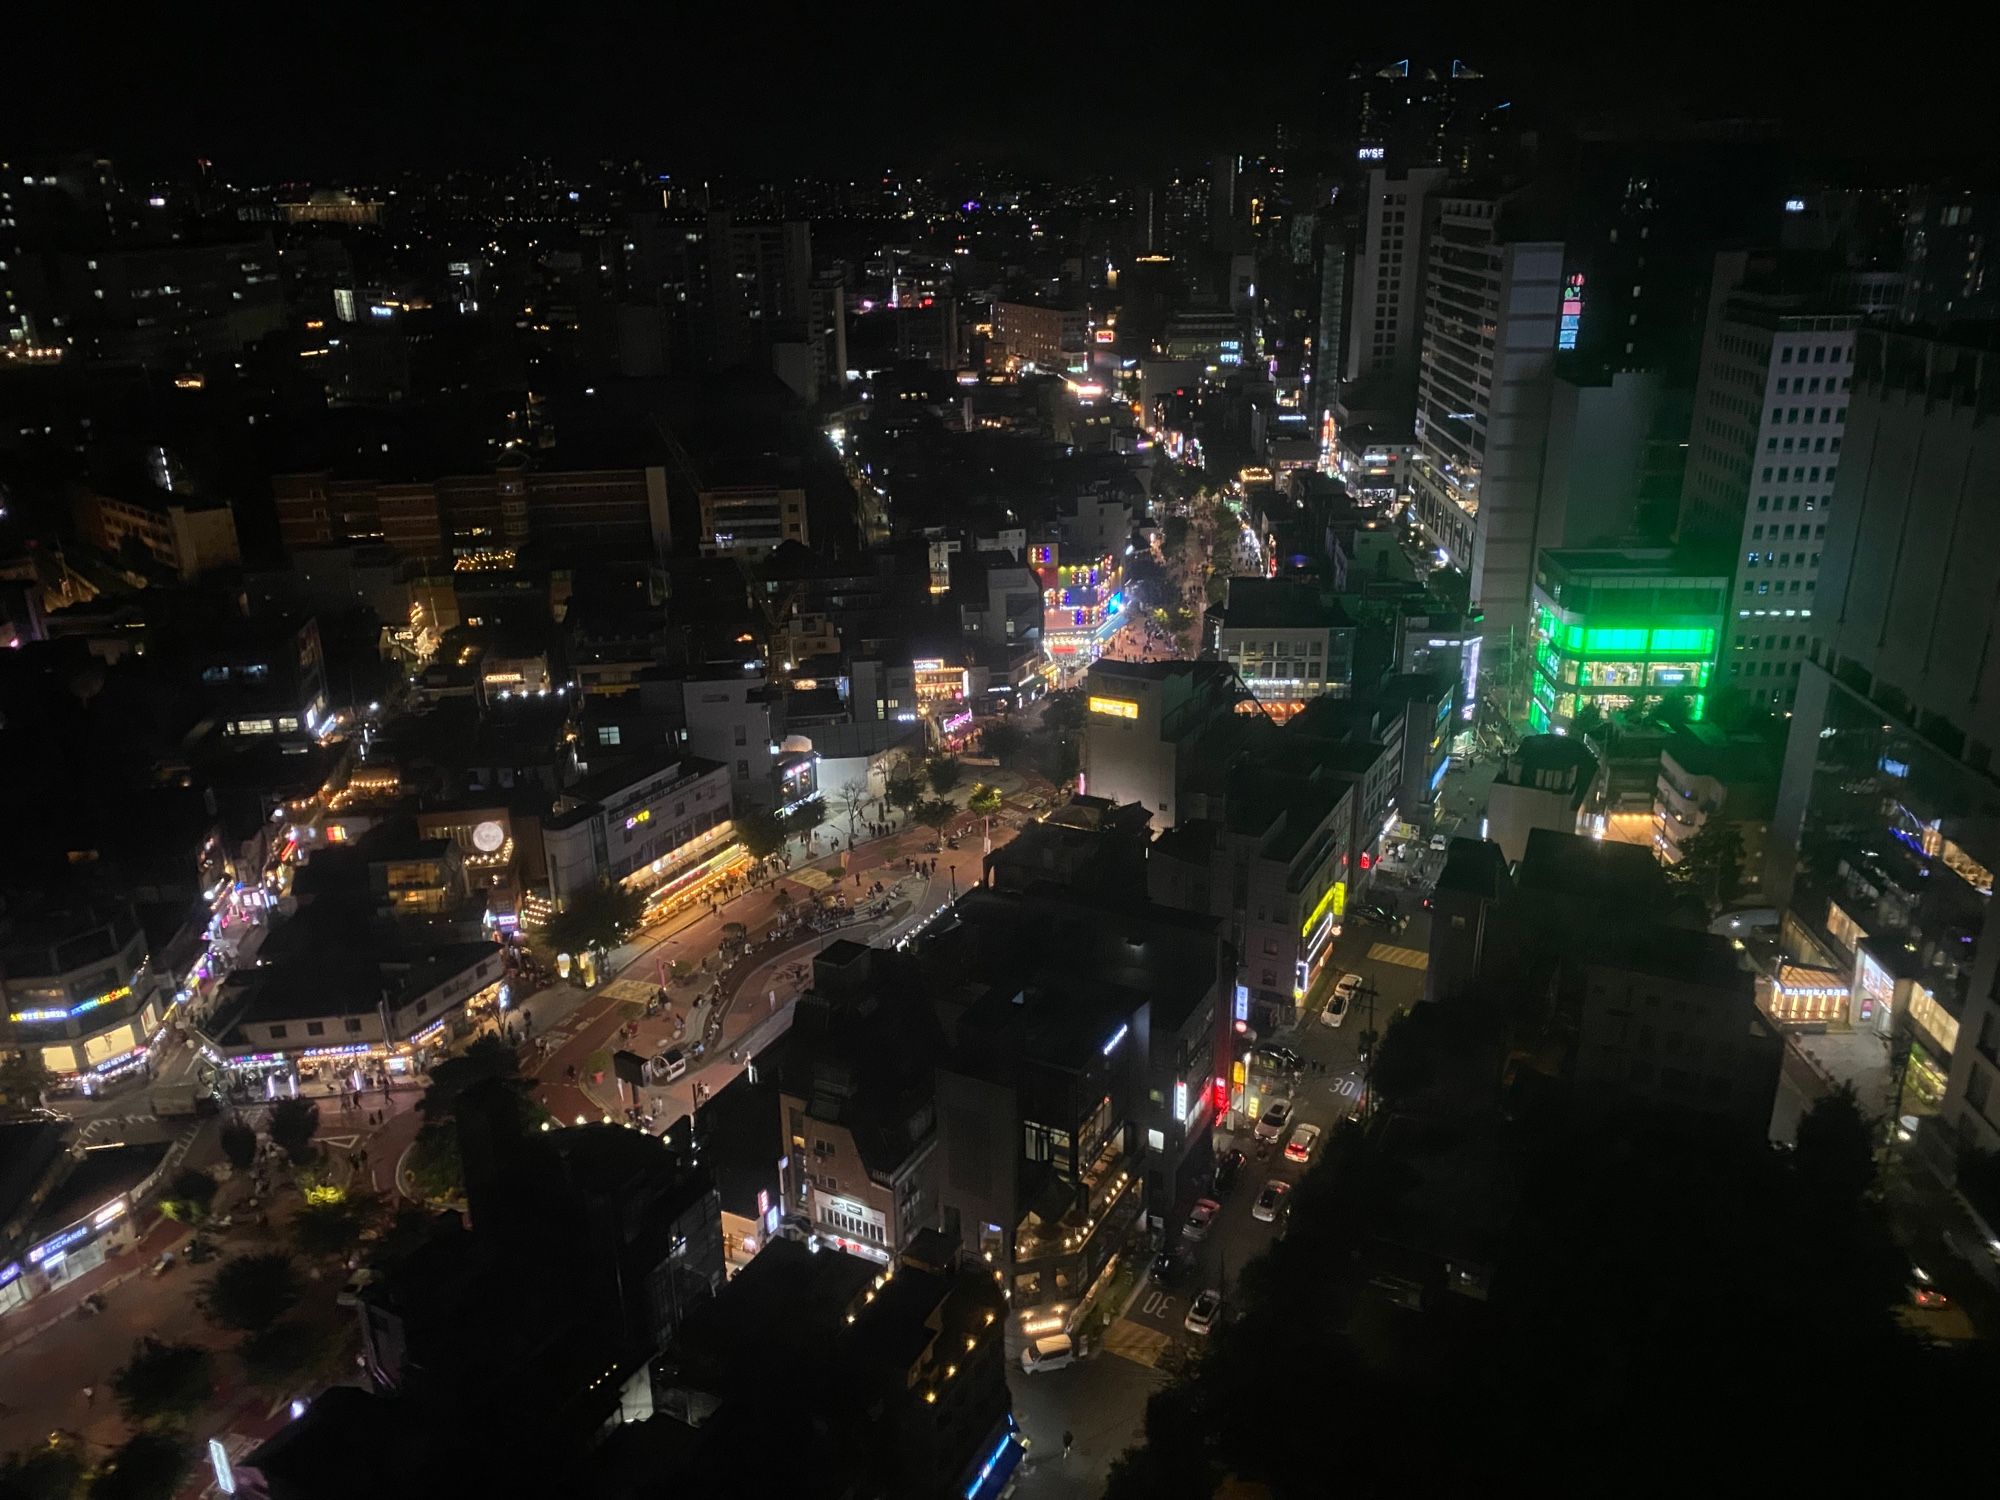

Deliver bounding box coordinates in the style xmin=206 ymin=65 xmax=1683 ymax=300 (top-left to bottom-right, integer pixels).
xmin=1216 ymin=579 xmax=1356 ymax=632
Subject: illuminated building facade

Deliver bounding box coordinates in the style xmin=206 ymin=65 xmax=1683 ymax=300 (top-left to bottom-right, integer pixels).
xmin=1031 ymin=544 xmax=1126 ymax=666
xmin=0 ymin=902 xmax=162 ymax=1095
xmin=542 ymin=751 xmax=737 ymax=915
xmin=1528 ymin=549 xmax=1728 ymax=733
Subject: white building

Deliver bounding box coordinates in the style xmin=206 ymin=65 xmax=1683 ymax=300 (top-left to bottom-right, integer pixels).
xmin=1679 ymin=273 xmax=1857 ymax=709
xmin=541 ymin=751 xmax=736 ymax=910
xmin=1409 ymin=194 xmax=1564 ymax=641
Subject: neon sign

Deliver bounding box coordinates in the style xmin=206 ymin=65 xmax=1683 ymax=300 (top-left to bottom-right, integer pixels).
xmin=1101 ymin=1023 xmax=1128 ymax=1057
xmin=1558 ymin=273 xmax=1585 ymax=351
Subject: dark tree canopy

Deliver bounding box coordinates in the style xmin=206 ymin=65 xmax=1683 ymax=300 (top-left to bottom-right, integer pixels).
xmin=112 ymin=1339 xmax=213 ymax=1427
xmin=199 ymin=1252 xmax=302 ymax=1333
xmin=266 ymin=1096 xmax=320 ymax=1165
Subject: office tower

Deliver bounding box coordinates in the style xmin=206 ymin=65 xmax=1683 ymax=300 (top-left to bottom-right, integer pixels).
xmin=1679 ymin=256 xmax=1859 ymax=708
xmin=1409 ymin=193 xmax=1564 ymax=642
xmin=1342 ymin=167 xmax=1445 ymax=400
xmin=1767 ymin=327 xmax=2000 ymax=1160
xmin=1897 ymin=185 xmax=2000 ymax=328
xmin=1209 ymin=154 xmax=1239 ymax=249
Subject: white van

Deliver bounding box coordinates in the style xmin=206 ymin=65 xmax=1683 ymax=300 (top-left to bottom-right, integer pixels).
xmin=647 ymin=1048 xmax=687 ymax=1084
xmin=1019 ymin=1334 xmax=1076 ymax=1373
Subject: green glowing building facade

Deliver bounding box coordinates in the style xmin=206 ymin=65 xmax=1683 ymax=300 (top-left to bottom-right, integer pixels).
xmin=1528 ymin=549 xmax=1731 ymax=733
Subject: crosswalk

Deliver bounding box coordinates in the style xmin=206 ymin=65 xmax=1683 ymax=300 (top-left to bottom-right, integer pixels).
xmin=1367 ymin=942 xmax=1429 ymax=971
xmin=1101 ymin=1318 xmax=1173 ymax=1368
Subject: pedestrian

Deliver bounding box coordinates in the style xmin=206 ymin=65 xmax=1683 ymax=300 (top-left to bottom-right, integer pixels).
xmin=1062 ymin=1430 xmax=1073 ymax=1460
xmin=82 ymin=1385 xmax=95 ymax=1407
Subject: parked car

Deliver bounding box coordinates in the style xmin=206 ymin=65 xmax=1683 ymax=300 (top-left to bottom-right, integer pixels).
xmin=1429 ymin=834 xmax=1450 ymax=852
xmin=1020 ymin=1334 xmax=1077 ymax=1373
xmin=1257 ymin=1044 xmax=1305 ymax=1074
xmin=1333 ymin=973 xmax=1364 ymax=1004
xmin=1184 ymin=1289 xmax=1222 ymax=1336
xmin=1321 ymin=992 xmax=1350 ymax=1028
xmin=1213 ymin=1148 xmax=1246 ymax=1194
xmin=1152 ymin=1247 xmax=1187 ymax=1283
xmin=1252 ymin=1179 xmax=1292 ymax=1223
xmin=1284 ymin=1123 xmax=1322 ymax=1164
xmin=1253 ymin=1099 xmax=1294 ymax=1143
xmin=1183 ymin=1198 xmax=1222 ymax=1241
xmin=1908 ymin=1264 xmax=1951 ymax=1309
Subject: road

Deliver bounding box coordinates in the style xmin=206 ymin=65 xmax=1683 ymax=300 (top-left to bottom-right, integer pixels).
xmin=1007 ymin=910 xmax=1432 ymax=1498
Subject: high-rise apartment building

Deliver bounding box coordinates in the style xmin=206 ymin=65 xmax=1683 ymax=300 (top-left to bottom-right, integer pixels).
xmin=1768 ymin=328 xmax=2000 ymax=1157
xmin=1409 ymin=194 xmax=1564 ymax=641
xmin=1679 ymin=263 xmax=1857 ymax=708
xmin=702 ymin=210 xmax=811 ymax=368
xmin=1897 ymin=185 xmax=2000 ymax=329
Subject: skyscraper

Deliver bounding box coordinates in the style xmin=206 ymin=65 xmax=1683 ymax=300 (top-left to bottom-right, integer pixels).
xmin=1768 ymin=326 xmax=2000 ymax=1158
xmin=1409 ymin=193 xmax=1564 ymax=641
xmin=1679 ymin=261 xmax=1858 ymax=709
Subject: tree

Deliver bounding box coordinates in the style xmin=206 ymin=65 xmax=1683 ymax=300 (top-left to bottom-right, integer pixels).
xmin=1669 ymin=823 xmax=1746 ymax=910
xmin=157 ymin=1168 xmax=218 ymax=1224
xmin=0 ymin=1049 xmax=52 ymax=1113
xmin=832 ymin=780 xmax=873 ymax=838
xmin=266 ymin=1096 xmax=320 ymax=1166
xmin=543 ymin=877 xmax=644 ymax=956
xmin=912 ymin=798 xmax=957 ymax=839
xmin=735 ymin=807 xmax=787 ymax=861
xmin=925 ymin=755 xmax=961 ymax=794
xmin=218 ymin=1118 xmax=257 ymax=1172
xmin=966 ymin=783 xmax=1003 ymax=819
xmin=1795 ymin=1082 xmax=1878 ymax=1210
xmin=981 ymin=721 xmax=1026 ymax=763
xmin=783 ymin=795 xmax=825 ymax=843
xmin=418 ymin=1034 xmax=522 ymax=1125
xmin=884 ymin=773 xmax=924 ymax=817
xmin=112 ymin=1339 xmax=213 ymax=1427
xmin=406 ymin=1121 xmax=464 ymax=1202
xmin=291 ymin=1190 xmax=374 ymax=1258
xmin=86 ymin=1433 xmax=190 ymax=1500
xmin=1041 ymin=690 xmax=1086 ymax=734
xmin=772 ymin=887 xmax=794 ymax=919
xmin=199 ymin=1252 xmax=302 ymax=1333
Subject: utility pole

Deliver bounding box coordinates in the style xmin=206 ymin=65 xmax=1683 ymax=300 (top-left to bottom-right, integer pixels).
xmin=1356 ymin=978 xmax=1381 ymax=1122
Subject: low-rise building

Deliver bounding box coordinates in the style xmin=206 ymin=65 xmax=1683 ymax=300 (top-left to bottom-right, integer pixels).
xmin=1485 ymin=735 xmax=1601 ymax=866
xmin=200 ymin=924 xmax=504 ymax=1092
xmin=1653 ymin=730 xmax=1781 ymax=890
xmin=0 ymin=897 xmax=164 ymax=1096
xmin=697 ymin=484 xmax=808 ymax=560
xmin=541 ymin=750 xmax=736 ymax=917
xmin=1529 ymin=548 xmax=1730 ymax=733
xmin=771 ymin=942 xmax=941 ymax=1265
xmin=1570 ymin=927 xmax=1781 ymax=1138
xmin=1212 ymin=579 xmax=1358 ymax=719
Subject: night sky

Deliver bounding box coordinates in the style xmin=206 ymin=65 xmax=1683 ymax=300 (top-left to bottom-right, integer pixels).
xmin=5 ymin=1 xmax=1987 ymax=178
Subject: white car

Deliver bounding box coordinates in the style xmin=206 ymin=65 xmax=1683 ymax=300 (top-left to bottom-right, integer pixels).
xmin=1252 ymin=1098 xmax=1294 ymax=1142
xmin=1252 ymin=1179 xmax=1292 ymax=1222
xmin=1183 ymin=1197 xmax=1221 ymax=1241
xmin=1284 ymin=1123 xmax=1321 ymax=1164
xmin=1184 ymin=1288 xmax=1222 ymax=1335
xmin=1321 ymin=991 xmax=1350 ymax=1029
